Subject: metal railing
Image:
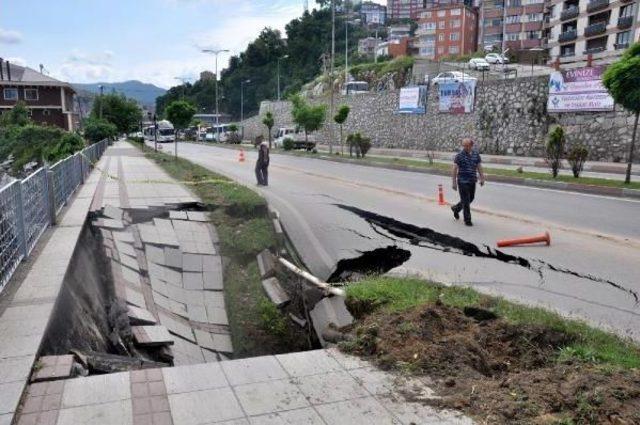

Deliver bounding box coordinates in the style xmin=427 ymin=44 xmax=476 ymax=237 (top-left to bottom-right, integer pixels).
xmin=0 ymin=139 xmax=108 ymax=290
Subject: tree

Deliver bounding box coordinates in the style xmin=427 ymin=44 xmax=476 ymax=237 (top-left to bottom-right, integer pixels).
xmin=333 ymin=105 xmax=350 ymax=155
xmin=83 ymin=117 xmax=117 ymax=144
xmin=262 ymin=111 xmax=275 ymax=148
xmin=0 ymin=101 xmax=30 ymax=127
xmin=603 ymin=42 xmax=640 ymax=184
xmin=90 ymin=94 xmax=142 ymax=134
xmin=165 ymin=100 xmax=196 ymax=158
xmin=291 ymin=95 xmax=327 ymax=143
xmin=546 ymin=126 xmax=565 ymax=178
xmin=567 ymin=145 xmax=589 ymax=178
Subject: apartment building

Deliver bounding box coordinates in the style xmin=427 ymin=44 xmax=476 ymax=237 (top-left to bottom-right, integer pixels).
xmin=416 ymin=4 xmax=479 ymax=59
xmin=545 ymin=0 xmax=640 ymax=66
xmin=479 ymin=0 xmax=546 ymax=53
xmin=388 ymin=0 xmax=472 ymax=20
xmin=360 ymin=1 xmax=387 ymax=25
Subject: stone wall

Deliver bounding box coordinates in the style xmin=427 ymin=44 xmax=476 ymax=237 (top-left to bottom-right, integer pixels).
xmin=241 ymin=77 xmax=637 ymax=162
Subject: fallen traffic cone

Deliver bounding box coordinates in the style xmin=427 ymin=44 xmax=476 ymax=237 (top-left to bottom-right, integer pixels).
xmin=497 ymin=231 xmax=551 ymax=248
xmin=238 ymin=149 xmax=245 ymax=162
xmin=438 ymin=184 xmax=446 ymax=205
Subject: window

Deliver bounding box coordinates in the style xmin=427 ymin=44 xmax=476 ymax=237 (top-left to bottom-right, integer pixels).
xmin=616 ymin=31 xmax=631 ymax=47
xmin=450 ymin=32 xmax=460 ymax=41
xmin=425 ymin=22 xmax=436 ymax=30
xmin=452 ymin=19 xmax=461 ymax=28
xmin=620 ymin=4 xmax=634 ymax=18
xmin=3 ymin=88 xmax=18 ymax=101
xmin=508 ymin=0 xmax=522 ymax=6
xmin=505 ymin=15 xmax=520 ymax=23
xmin=449 ymin=46 xmax=460 ymax=54
xmin=450 ymin=8 xmax=461 ymax=15
xmin=485 ymin=18 xmax=503 ymax=27
xmin=526 ymin=13 xmax=542 ymax=21
xmin=24 ymin=88 xmax=38 ymax=101
xmin=437 ymin=10 xmax=446 ymax=17
xmin=438 ymin=33 xmax=445 ymax=41
xmin=560 ymin=44 xmax=575 ymax=56
xmin=438 ymin=47 xmax=445 ymax=54
xmin=424 ymin=11 xmax=432 ymax=18
xmin=27 ymin=109 xmax=33 ymax=117
xmin=43 ymin=109 xmax=51 ymax=116
xmin=439 ymin=20 xmax=446 ymax=29
xmin=506 ymin=33 xmax=520 ymax=40
xmin=526 ymin=30 xmax=541 ymax=39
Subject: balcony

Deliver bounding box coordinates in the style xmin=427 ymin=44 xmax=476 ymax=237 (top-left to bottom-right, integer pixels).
xmin=524 ymin=21 xmax=543 ymax=31
xmin=416 ymin=28 xmax=436 ymax=35
xmin=615 ymin=42 xmax=630 ymax=50
xmin=558 ymin=29 xmax=578 ymax=42
xmin=560 ymin=7 xmax=579 ymax=21
xmin=618 ymin=15 xmax=633 ymax=29
xmin=587 ymin=0 xmax=609 ymax=13
xmin=584 ymin=22 xmax=607 ymax=36
xmin=584 ymin=45 xmax=606 ymax=54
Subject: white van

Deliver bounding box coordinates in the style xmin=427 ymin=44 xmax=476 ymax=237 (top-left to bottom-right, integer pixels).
xmin=342 ymin=81 xmax=369 ymax=95
xmin=143 ymin=120 xmax=175 ymax=143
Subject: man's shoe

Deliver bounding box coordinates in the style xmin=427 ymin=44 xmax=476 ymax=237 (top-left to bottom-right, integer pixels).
xmin=465 ymin=221 xmax=473 ymax=227
xmin=451 ymin=206 xmax=460 ymax=220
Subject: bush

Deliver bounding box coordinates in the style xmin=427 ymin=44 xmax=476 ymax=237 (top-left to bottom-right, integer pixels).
xmin=282 ymin=138 xmax=294 ymax=151
xmin=546 ymin=126 xmax=565 ymax=178
xmin=8 ymin=125 xmax=86 ymax=173
xmin=346 ymin=132 xmax=372 ymax=158
xmin=567 ymin=145 xmax=589 ymax=178
xmin=227 ymin=132 xmax=242 ymax=144
xmin=84 ymin=117 xmax=117 ymax=143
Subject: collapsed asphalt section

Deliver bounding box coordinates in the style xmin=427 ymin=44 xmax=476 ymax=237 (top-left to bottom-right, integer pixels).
xmin=336 ymin=204 xmax=639 ymax=303
xmin=328 ymin=246 xmax=411 ymax=283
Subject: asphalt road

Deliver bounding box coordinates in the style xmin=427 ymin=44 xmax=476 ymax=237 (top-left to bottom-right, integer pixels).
xmin=159 ymin=142 xmax=640 ymax=341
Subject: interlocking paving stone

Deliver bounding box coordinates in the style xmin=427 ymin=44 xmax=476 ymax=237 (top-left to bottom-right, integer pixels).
xmin=193 ymin=329 xmax=216 ymax=351
xmin=125 ymin=287 xmax=146 ymax=308
xmin=182 ymin=272 xmax=204 ymax=290
xmin=0 ymin=356 xmax=34 ymax=384
xmin=113 ymin=231 xmax=135 ymax=243
xmin=187 ymin=305 xmax=207 ymax=323
xmin=132 ymin=326 xmax=174 ymax=347
xmin=201 ymin=349 xmax=219 ymax=363
xmin=118 ymin=254 xmax=140 ymax=272
xmin=325 ymin=347 xmax=369 ymax=370
xmin=0 ymin=414 xmax=11 ymax=425
xmin=202 ymin=255 xmax=222 ymax=272
xmin=203 ymin=271 xmax=223 ymax=290
xmin=145 ymin=245 xmax=165 ymax=265
xmin=181 ymin=254 xmax=202 ymax=272
xmin=0 ymin=335 xmax=41 ymax=358
xmin=203 ymin=291 xmax=225 ymax=309
xmin=153 ymin=291 xmax=172 ymax=311
xmin=186 ymin=211 xmax=209 ymax=222
xmin=171 ymin=338 xmax=205 ymax=366
xmin=315 ymin=396 xmax=399 ymax=424
xmin=377 ymin=394 xmax=443 ymax=425
xmin=169 ymin=211 xmax=187 ymax=220
xmin=249 ymin=407 xmax=325 ymax=425
xmin=163 ymin=248 xmax=182 ymax=269
xmin=205 ymin=305 xmax=228 ymax=326
xmin=275 ymin=350 xmax=342 ymax=378
xmin=234 ymin=379 xmax=309 ymax=417
xmin=56 ymin=400 xmax=133 ymax=425
xmin=210 ymin=333 xmax=233 ymax=354
xmin=61 ymin=373 xmax=130 ymax=408
xmin=158 ymin=313 xmax=195 ymax=343
xmin=121 ymin=266 xmax=142 ymax=286
xmin=296 ymin=371 xmax=369 ymax=405
xmin=168 ymin=387 xmax=244 ymax=425
xmin=127 ymin=306 xmax=157 ymax=325
xmin=153 ymin=219 xmax=174 ymax=233
xmin=103 ymin=205 xmax=124 ymax=220
xmin=221 ymin=356 xmax=288 ymax=386
xmin=31 ymin=355 xmax=74 ymax=382
xmin=169 ymin=300 xmax=188 ymax=317
xmin=116 ymin=240 xmax=137 ymax=257
xmin=0 ymin=382 xmax=24 ymax=415
xmin=162 ymin=363 xmax=228 ymax=394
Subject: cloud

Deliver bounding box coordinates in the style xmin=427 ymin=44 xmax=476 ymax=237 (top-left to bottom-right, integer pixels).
xmin=4 ymin=57 xmax=27 ymax=67
xmin=55 ymin=49 xmax=116 ymax=83
xmin=0 ymin=28 xmax=22 ymax=44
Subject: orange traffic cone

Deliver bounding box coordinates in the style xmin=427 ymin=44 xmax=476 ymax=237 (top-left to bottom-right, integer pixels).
xmin=238 ymin=149 xmax=245 ymax=163
xmin=438 ymin=184 xmax=446 ymax=205
xmin=497 ymin=232 xmax=551 ymax=248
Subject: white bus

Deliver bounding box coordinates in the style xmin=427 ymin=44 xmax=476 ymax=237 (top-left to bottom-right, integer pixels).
xmin=143 ymin=120 xmax=175 ymax=143
xmin=205 ymin=124 xmax=233 ymax=142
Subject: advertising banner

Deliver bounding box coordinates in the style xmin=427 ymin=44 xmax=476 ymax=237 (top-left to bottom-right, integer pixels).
xmin=547 ymin=65 xmax=614 ymax=112
xmin=397 ymin=86 xmax=428 ymax=114
xmin=438 ymin=81 xmax=476 ymax=114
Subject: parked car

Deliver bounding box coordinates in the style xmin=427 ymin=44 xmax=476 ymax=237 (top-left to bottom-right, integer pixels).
xmin=485 ymin=53 xmax=509 ymax=64
xmin=430 ymin=71 xmax=477 ymax=87
xmin=273 ymin=127 xmax=316 ymax=150
xmin=468 ymin=58 xmax=490 ymax=71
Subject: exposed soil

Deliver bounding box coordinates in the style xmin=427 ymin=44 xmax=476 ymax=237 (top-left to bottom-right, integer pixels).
xmin=342 ymin=302 xmax=640 ymax=424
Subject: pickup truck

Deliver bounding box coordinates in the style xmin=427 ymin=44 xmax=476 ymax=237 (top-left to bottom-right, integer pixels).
xmin=273 ymin=127 xmax=317 ymax=151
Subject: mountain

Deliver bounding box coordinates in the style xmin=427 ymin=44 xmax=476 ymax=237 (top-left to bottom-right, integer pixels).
xmin=72 ymin=80 xmax=166 ymax=107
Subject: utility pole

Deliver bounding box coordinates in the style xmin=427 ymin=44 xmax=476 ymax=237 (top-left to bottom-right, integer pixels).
xmin=241 ymin=79 xmax=251 ymax=138
xmin=330 ymin=0 xmax=336 ymax=155
xmin=345 ymin=3 xmax=349 ymax=85
xmin=277 ymin=55 xmax=289 ymax=101
xmin=99 ymin=85 xmax=104 ymax=119
xmin=153 ymin=113 xmax=158 ymax=153
xmin=202 ymin=48 xmax=229 ymax=143
xmin=374 ymin=27 xmax=379 ymax=64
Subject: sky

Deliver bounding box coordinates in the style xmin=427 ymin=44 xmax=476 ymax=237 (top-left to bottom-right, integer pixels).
xmin=0 ymin=0 xmax=330 ymax=89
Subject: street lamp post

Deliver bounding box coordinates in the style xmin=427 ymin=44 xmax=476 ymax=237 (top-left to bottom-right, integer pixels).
xmin=329 ymin=0 xmax=336 ymax=155
xmin=152 ymin=113 xmax=158 ymax=153
xmin=277 ymin=55 xmax=289 ymax=101
xmin=98 ymin=85 xmax=104 ymax=119
xmin=241 ymin=79 xmax=251 ymax=139
xmin=202 ymin=48 xmax=229 ymax=143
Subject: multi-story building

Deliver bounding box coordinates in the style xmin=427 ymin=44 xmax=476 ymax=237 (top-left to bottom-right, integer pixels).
xmin=358 ymin=36 xmax=381 ymax=56
xmin=388 ymin=0 xmax=473 ymax=20
xmin=389 ymin=25 xmax=413 ymax=39
xmin=479 ymin=0 xmax=546 ymax=53
xmin=0 ymin=60 xmax=78 ymax=131
xmin=416 ymin=4 xmax=479 ymax=59
xmin=545 ymin=0 xmax=640 ymax=67
xmin=360 ymin=1 xmax=387 ymax=25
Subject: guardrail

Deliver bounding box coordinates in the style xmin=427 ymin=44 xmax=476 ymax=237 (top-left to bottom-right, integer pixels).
xmin=0 ymin=138 xmax=108 ymax=291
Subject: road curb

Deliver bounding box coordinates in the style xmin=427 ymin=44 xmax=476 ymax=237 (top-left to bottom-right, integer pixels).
xmin=308 ymin=154 xmax=640 ymax=200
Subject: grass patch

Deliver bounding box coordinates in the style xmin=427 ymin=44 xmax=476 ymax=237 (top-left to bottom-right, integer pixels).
xmin=133 ymin=141 xmax=307 ymax=357
xmin=345 ymin=276 xmax=640 ymax=369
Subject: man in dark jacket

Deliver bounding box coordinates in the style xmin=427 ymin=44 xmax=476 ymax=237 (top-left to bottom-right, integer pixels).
xmin=255 ymin=141 xmax=270 ymax=186
xmin=452 ymin=138 xmax=485 ymax=226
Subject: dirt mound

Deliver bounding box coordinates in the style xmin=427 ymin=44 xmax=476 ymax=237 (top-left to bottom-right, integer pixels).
xmin=342 ymin=304 xmax=640 ymax=424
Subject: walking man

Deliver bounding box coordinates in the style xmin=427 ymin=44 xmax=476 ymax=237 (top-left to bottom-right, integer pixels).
xmin=452 ymin=138 xmax=485 ymax=226
xmin=255 ymin=140 xmax=270 ymax=186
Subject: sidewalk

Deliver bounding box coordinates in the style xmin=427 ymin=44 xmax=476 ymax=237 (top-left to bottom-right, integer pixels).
xmin=3 ymin=141 xmax=475 ymax=425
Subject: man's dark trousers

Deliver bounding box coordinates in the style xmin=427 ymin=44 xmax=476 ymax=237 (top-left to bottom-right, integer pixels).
xmin=453 ymin=181 xmax=476 ymax=224
xmin=255 ymin=163 xmax=268 ymax=185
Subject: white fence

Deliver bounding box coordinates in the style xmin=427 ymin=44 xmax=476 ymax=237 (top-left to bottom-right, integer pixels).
xmin=0 ymin=139 xmax=108 ymax=291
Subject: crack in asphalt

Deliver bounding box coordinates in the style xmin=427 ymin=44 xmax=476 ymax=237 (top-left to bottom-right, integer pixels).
xmin=336 ymin=204 xmax=639 ymax=303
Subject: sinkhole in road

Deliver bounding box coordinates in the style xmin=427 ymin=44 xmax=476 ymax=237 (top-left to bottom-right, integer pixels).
xmin=327 ymin=246 xmax=412 ymax=283
xmin=336 ymin=204 xmax=639 ymax=303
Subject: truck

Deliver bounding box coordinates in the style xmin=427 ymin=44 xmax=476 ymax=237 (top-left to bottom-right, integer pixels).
xmin=273 ymin=127 xmax=317 ymax=150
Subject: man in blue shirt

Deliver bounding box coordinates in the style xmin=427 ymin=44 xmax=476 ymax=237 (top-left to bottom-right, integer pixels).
xmin=452 ymin=138 xmax=485 ymax=226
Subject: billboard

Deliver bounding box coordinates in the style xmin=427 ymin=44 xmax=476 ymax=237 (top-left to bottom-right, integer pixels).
xmin=397 ymin=86 xmax=428 ymax=114
xmin=547 ymin=65 xmax=614 ymax=112
xmin=438 ymin=81 xmax=476 ymax=114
